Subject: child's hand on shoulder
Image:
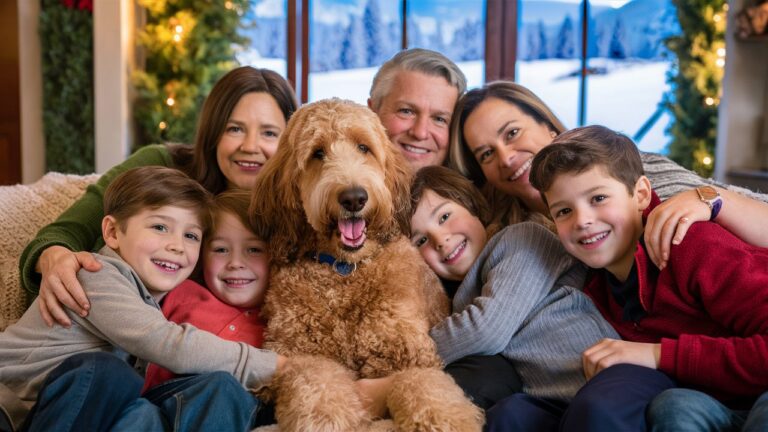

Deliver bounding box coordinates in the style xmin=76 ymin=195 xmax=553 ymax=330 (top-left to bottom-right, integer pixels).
xmin=582 ymin=338 xmax=661 ymax=380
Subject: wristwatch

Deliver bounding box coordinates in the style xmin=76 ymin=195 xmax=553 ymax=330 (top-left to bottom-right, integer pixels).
xmin=695 ymin=186 xmax=722 ymax=220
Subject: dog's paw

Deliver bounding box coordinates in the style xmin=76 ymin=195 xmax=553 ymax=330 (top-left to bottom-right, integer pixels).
xmin=387 ymin=368 xmax=484 ymax=432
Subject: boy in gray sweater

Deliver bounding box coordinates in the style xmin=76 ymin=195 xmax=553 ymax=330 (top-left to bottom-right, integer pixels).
xmin=406 ymin=166 xmax=619 ymax=428
xmin=0 ymin=167 xmax=282 ymax=432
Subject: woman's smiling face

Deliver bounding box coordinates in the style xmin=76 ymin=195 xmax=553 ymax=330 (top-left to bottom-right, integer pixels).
xmin=463 ymin=97 xmax=555 ymax=211
xmin=216 ymin=92 xmax=287 ymax=190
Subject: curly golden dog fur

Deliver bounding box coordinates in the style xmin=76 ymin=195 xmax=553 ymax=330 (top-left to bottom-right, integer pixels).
xmin=250 ymin=99 xmax=483 ymax=431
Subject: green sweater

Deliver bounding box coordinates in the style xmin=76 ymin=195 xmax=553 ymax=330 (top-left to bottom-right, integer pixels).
xmin=19 ymin=144 xmax=173 ymax=303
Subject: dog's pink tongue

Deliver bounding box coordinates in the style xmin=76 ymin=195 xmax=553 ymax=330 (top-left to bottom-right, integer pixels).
xmin=338 ymin=218 xmax=366 ymax=247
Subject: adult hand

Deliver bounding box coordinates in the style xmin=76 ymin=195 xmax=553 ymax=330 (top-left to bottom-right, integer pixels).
xmin=582 ymin=338 xmax=660 ymax=380
xmin=354 ymin=375 xmax=395 ymax=419
xmin=644 ymin=189 xmax=710 ymax=270
xmin=36 ymin=245 xmax=100 ymax=327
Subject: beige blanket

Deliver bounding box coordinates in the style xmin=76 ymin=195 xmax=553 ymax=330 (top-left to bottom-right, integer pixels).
xmin=0 ymin=173 xmax=99 ymax=331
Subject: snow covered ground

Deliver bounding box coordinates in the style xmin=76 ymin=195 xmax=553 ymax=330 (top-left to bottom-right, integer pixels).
xmin=247 ymin=57 xmax=671 ymax=154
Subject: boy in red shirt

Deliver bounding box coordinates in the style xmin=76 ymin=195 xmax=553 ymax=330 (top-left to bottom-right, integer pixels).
xmin=530 ymin=125 xmax=768 ymax=430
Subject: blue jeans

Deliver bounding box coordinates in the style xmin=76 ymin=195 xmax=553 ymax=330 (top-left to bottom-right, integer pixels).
xmin=23 ymin=352 xmax=144 ymax=432
xmin=112 ymin=371 xmax=268 ymax=431
xmin=22 ymin=352 xmax=271 ymax=432
xmin=561 ymin=364 xmax=675 ymax=431
xmin=485 ymin=364 xmax=675 ymax=432
xmin=648 ymin=388 xmax=768 ymax=432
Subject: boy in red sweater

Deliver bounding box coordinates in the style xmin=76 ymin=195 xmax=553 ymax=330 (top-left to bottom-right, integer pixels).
xmin=530 ymin=125 xmax=768 ymax=431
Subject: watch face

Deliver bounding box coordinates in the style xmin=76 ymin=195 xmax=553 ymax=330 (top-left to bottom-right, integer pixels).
xmin=698 ymin=186 xmax=719 ymax=200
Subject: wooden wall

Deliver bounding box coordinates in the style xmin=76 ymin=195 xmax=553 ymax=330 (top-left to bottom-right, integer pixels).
xmin=0 ymin=0 xmax=21 ymax=185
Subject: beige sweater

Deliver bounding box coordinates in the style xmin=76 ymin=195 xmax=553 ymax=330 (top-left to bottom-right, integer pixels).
xmin=0 ymin=247 xmax=277 ymax=431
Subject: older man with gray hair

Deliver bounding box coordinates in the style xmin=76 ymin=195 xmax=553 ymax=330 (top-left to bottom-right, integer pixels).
xmin=368 ymin=48 xmax=466 ymax=171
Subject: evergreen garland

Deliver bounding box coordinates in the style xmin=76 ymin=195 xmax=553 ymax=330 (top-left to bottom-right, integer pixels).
xmin=39 ymin=0 xmax=94 ymax=174
xmin=133 ymin=0 xmax=253 ymax=150
xmin=664 ymin=0 xmax=726 ymax=178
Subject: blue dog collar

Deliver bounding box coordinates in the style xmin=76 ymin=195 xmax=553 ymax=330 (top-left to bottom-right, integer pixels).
xmin=308 ymin=252 xmax=357 ymax=276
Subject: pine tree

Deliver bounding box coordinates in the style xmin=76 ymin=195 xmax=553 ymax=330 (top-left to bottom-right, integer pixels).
xmin=362 ymin=0 xmax=385 ymax=67
xmin=340 ymin=19 xmax=366 ymax=69
xmin=453 ymin=19 xmax=483 ymax=61
xmin=555 ymin=15 xmax=575 ymax=59
xmin=429 ymin=23 xmax=446 ymax=55
xmin=386 ymin=21 xmax=401 ymax=58
xmin=407 ymin=20 xmax=423 ymax=47
xmin=267 ymin=20 xmax=286 ymax=58
xmin=525 ymin=24 xmax=538 ymax=60
xmin=537 ymin=20 xmax=549 ymax=59
xmin=132 ymin=0 xmax=252 ymax=149
xmin=608 ymin=17 xmax=628 ymax=59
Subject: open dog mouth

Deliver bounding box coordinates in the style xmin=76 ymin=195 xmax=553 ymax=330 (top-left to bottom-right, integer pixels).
xmin=337 ymin=217 xmax=367 ymax=250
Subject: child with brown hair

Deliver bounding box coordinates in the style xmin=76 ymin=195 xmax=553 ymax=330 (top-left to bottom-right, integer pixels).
xmin=407 ymin=165 xmax=619 ymax=430
xmin=0 ymin=167 xmax=282 ymax=432
xmin=530 ymin=125 xmax=768 ymax=431
xmin=143 ymin=189 xmax=269 ymax=390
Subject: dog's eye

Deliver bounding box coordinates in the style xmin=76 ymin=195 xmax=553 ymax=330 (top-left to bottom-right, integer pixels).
xmin=313 ymin=148 xmax=325 ymax=160
xmin=357 ymin=144 xmax=370 ymax=154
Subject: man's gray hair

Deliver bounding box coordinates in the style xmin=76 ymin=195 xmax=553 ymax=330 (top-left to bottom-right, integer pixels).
xmin=369 ymin=48 xmax=467 ymax=110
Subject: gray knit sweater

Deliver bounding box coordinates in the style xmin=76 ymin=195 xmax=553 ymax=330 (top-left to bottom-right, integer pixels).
xmin=0 ymin=247 xmax=277 ymax=431
xmin=430 ymin=222 xmax=619 ymax=402
xmin=642 ymin=152 xmax=768 ymax=202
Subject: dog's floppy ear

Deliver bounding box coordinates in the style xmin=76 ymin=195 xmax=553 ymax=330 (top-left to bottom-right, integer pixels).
xmin=381 ymin=133 xmax=414 ymax=240
xmin=249 ymin=109 xmax=312 ymax=264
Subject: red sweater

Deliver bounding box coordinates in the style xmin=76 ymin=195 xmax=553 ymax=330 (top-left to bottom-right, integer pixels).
xmin=142 ymin=280 xmax=266 ymax=392
xmin=583 ymin=194 xmax=768 ymax=406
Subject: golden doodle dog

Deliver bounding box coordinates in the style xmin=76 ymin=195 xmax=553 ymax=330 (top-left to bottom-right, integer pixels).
xmin=249 ymin=99 xmax=483 ymax=431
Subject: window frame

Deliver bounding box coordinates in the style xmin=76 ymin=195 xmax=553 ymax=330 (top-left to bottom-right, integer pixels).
xmin=285 ymin=0 xmax=526 ymax=103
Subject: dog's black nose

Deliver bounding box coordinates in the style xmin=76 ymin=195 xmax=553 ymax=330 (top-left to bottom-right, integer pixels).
xmin=339 ymin=187 xmax=368 ymax=212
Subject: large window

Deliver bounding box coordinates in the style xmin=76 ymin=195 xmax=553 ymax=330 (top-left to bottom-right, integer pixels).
xmin=516 ymin=0 xmax=679 ymax=153
xmin=241 ymin=0 xmax=679 ymax=153
xmin=404 ymin=0 xmax=486 ymax=93
xmin=308 ymin=0 xmax=402 ymax=103
xmin=238 ymin=0 xmax=289 ymax=77
xmin=309 ymin=0 xmax=485 ymax=103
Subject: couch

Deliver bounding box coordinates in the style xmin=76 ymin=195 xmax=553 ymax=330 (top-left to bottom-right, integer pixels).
xmin=0 ymin=173 xmax=99 ymax=331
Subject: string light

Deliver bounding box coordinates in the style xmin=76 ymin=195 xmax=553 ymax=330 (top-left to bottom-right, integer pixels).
xmin=159 ymin=121 xmax=167 ymax=130
xmin=175 ymin=25 xmax=183 ymax=34
xmin=225 ymin=1 xmax=233 ymax=9
xmin=702 ymin=156 xmax=713 ymax=166
xmin=716 ymin=48 xmax=726 ymax=57
xmin=166 ymin=97 xmax=175 ymax=107
xmin=713 ymin=13 xmax=722 ymax=23
xmin=715 ymin=58 xmax=725 ymax=68
xmin=704 ymin=97 xmax=715 ymax=106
